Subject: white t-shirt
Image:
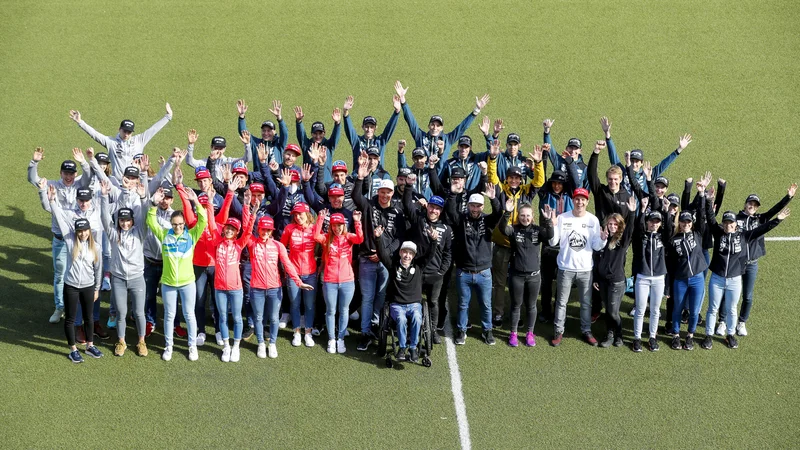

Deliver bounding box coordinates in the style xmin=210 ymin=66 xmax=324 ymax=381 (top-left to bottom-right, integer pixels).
xmin=549 ymin=210 xmax=606 ymax=272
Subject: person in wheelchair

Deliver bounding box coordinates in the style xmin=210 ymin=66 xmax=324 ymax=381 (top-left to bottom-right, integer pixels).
xmin=374 ymin=224 xmax=440 ymax=363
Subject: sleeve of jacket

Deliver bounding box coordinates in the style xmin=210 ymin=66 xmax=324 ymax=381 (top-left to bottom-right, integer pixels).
xmin=587 ymin=153 xmax=602 ymax=194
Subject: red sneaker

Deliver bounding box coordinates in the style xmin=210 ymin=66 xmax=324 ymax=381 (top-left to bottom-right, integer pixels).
xmin=145 ymin=322 xmax=154 ymax=337
xmin=174 ymin=325 xmax=188 ymax=338
xmin=551 ymin=333 xmax=563 ymax=347
xmin=584 ymin=332 xmax=598 ymax=346
xmin=75 ymin=326 xmax=87 ymax=344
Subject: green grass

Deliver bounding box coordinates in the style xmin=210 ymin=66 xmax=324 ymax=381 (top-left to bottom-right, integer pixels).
xmin=1 ymin=0 xmax=799 ymax=448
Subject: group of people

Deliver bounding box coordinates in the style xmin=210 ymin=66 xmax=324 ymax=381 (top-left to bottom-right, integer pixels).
xmin=30 ymin=81 xmax=794 ymax=364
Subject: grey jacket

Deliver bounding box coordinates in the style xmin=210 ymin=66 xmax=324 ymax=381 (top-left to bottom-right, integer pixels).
xmin=28 ymin=160 xmax=92 ymax=236
xmin=50 ymin=199 xmax=102 ymax=290
xmin=101 ymin=194 xmax=146 ymax=280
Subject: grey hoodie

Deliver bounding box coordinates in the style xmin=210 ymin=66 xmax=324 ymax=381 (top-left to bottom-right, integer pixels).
xmin=28 ymin=159 xmax=92 ymax=236
xmin=50 ymin=199 xmax=102 ymax=290
xmin=101 ymin=194 xmax=146 ymax=280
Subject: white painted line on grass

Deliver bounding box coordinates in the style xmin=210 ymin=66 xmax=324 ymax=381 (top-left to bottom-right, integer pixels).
xmin=444 ymin=320 xmax=471 ymax=450
xmin=765 ymin=236 xmax=800 ymax=241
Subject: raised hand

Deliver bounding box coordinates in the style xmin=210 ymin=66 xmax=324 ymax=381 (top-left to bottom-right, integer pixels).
xmin=541 ymin=204 xmax=553 ymax=221
xmin=373 ymin=225 xmax=384 ymax=238
xmin=343 ymin=95 xmax=354 ymax=112
xmin=318 ymin=146 xmax=328 ymax=165
xmin=626 ymin=196 xmax=637 ymax=212
xmin=505 ymin=198 xmax=515 ymax=212
xmin=237 ymin=99 xmax=248 ymax=117
xmin=478 ymin=161 xmax=488 ymax=175
xmin=208 ymin=148 xmax=222 ymax=161
xmin=484 ymin=183 xmax=496 ymax=199
xmin=493 ymin=118 xmax=505 ymax=136
xmin=308 ymin=143 xmax=321 ymax=163
xmin=428 ymin=153 xmax=439 ymax=168
xmin=406 ymin=173 xmax=417 ymax=187
xmin=478 ymin=116 xmax=490 ymax=135
xmin=596 ymin=140 xmax=606 ymax=155
xmin=268 ymin=160 xmax=279 ymax=172
xmin=257 ymin=143 xmax=268 ymax=163
xmin=48 ymin=184 xmax=56 ymax=202
xmin=332 ymin=107 xmax=342 ymax=124
xmin=269 ymin=100 xmax=282 ymax=119
xmin=279 ymin=168 xmax=292 ymax=187
xmin=530 ymin=144 xmax=543 ymax=163
xmin=642 ymin=161 xmax=652 ymax=179
xmin=600 ymin=116 xmax=611 ymax=138
xmin=243 ymin=188 xmax=252 ymax=206
xmin=357 ymin=149 xmax=368 ymax=166
xmin=72 ymin=147 xmax=85 ymax=164
xmin=778 ymin=207 xmax=791 ymax=220
xmin=436 ymin=139 xmax=445 ymax=155
xmin=397 ymin=139 xmax=406 ymax=153
xmin=302 ymin=163 xmax=313 ymax=182
xmin=294 ymin=106 xmax=304 ymax=122
xmin=788 ymin=183 xmax=798 ymax=198
xmin=173 ymin=166 xmax=184 ymax=186
xmin=37 ymin=178 xmax=48 ymax=191
xmin=417 ymin=197 xmax=428 ymax=209
xmin=138 ymin=154 xmax=150 ymax=171
xmin=85 ymin=147 xmax=94 ymax=160
xmin=600 ymin=227 xmax=609 ymax=240
xmin=152 ymin=188 xmax=165 ymax=205
xmin=136 ymin=182 xmax=147 ymax=198
xmin=678 ymin=133 xmax=692 ymax=152
xmin=185 ymin=188 xmax=198 ymax=203
xmin=701 ymin=171 xmax=712 ymax=187
xmin=240 ymin=130 xmax=251 ymax=145
xmin=706 ymin=185 xmax=715 ymax=200
xmin=489 ymin=139 xmax=501 ymax=158
xmin=222 ymin=164 xmax=232 ymax=183
xmin=640 ymin=197 xmax=649 ymax=211
xmin=352 ymin=211 xmax=362 ymax=222
xmin=158 ymin=156 xmax=166 ymax=168
xmin=69 ymin=110 xmax=81 ymax=123
xmin=624 ymin=151 xmax=631 ymax=166
xmin=318 ymin=208 xmax=329 ymax=220
xmin=33 ymin=147 xmax=44 ymax=162
xmin=543 ymin=118 xmax=554 ymax=134
xmin=357 ymin=156 xmax=369 ymax=179
xmin=165 ymin=103 xmax=173 ymax=117
xmin=476 ymin=93 xmax=490 ymax=111
xmin=394 ymin=80 xmax=408 ymax=103
xmin=427 ymin=225 xmax=440 ymax=242
xmin=228 ymin=176 xmax=242 ymax=192
xmin=392 ymin=94 xmax=402 ymax=112
xmin=187 ymin=129 xmax=198 ymax=145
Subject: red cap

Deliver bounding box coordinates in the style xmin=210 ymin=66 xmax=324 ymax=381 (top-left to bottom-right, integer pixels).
xmin=232 ymin=166 xmax=248 ymax=176
xmin=225 ymin=217 xmax=242 ymax=232
xmin=197 ymin=193 xmax=210 ymax=205
xmin=284 ymin=144 xmax=301 ymax=155
xmin=292 ymin=202 xmax=310 ymax=214
xmin=330 ymin=213 xmax=346 ymax=225
xmin=328 ymin=186 xmax=345 ymax=197
xmin=573 ymin=188 xmax=590 ymax=199
xmin=195 ymin=168 xmax=212 ymax=180
xmin=332 ymin=161 xmax=348 ymax=173
xmin=249 ymin=183 xmax=265 ymax=194
xmin=258 ymin=216 xmax=274 ymax=230
xmin=290 ymin=170 xmax=300 ymax=183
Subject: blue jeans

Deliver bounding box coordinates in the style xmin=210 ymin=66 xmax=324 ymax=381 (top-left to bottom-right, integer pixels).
xmin=456 ymin=268 xmax=493 ymax=332
xmin=288 ymin=273 xmax=317 ymax=331
xmin=323 ymin=281 xmax=355 ymax=340
xmin=672 ymin=273 xmax=705 ymax=334
xmin=390 ymin=303 xmax=422 ymax=349
xmin=707 ymin=273 xmax=742 ymax=335
xmin=194 ymin=265 xmax=218 ymax=334
xmin=52 ymin=236 xmax=67 ymax=310
xmin=358 ymin=256 xmax=388 ymax=334
xmin=739 ymin=260 xmax=758 ymax=323
xmin=251 ymin=288 xmax=281 ymax=344
xmin=215 ymin=289 xmax=244 ymax=341
xmin=162 ymin=283 xmax=197 ymax=347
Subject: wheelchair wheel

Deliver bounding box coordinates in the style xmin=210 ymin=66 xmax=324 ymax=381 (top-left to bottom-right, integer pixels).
xmin=422 ymin=356 xmax=432 ymax=368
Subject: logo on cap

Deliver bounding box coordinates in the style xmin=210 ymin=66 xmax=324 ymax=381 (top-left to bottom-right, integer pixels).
xmin=567 ymin=138 xmax=582 ymax=149
xmin=429 ymin=115 xmax=444 ymax=125
xmin=429 ymin=196 xmax=445 ymax=208
xmin=292 ymin=202 xmax=310 ymax=214
xmin=655 ymin=176 xmax=669 ymax=187
xmin=95 ymin=152 xmax=110 ymax=163
xmin=284 ymin=144 xmax=301 ymax=155
xmin=61 ymin=160 xmax=78 ymax=172
xmin=362 ymin=116 xmax=377 ymax=126
xmin=195 ymin=166 xmax=212 ymax=180
xmin=722 ymin=211 xmax=737 ymax=222
xmin=74 ymin=218 xmax=91 ymax=230
xmin=212 ymin=136 xmax=226 ymax=148
xmin=378 ymin=180 xmax=395 ymax=191
xmin=311 ymin=122 xmax=325 ymax=133
xmin=258 ymin=216 xmax=275 ymax=230
xmin=261 ymin=121 xmax=276 ymax=129
xmin=679 ymin=211 xmax=694 ymax=222
xmin=458 ymin=136 xmax=472 ymax=147
xmin=667 ymin=194 xmax=680 ymax=205
xmin=647 ymin=211 xmax=663 ymax=221
xmin=397 ymin=168 xmax=412 ymax=177
xmin=468 ymin=193 xmax=484 ymax=205
xmin=412 ymin=148 xmax=426 ymax=158
xmin=120 ymin=120 xmax=135 ymax=132
xmin=366 ymin=147 xmax=380 ymax=157
xmin=746 ymin=194 xmax=761 ymax=205
xmin=506 ymin=133 xmax=521 ymax=144
xmin=573 ymin=188 xmax=590 ymax=199
xmin=330 ymin=213 xmax=346 ymax=225
xmin=450 ymin=167 xmax=467 ymax=178
xmin=249 ymin=183 xmax=265 ymax=193
xmin=630 ymin=149 xmax=644 ymax=160
xmin=77 ymin=188 xmax=93 ymax=200
xmin=117 ymin=208 xmax=134 ymax=220
xmin=328 ymin=186 xmax=345 ymax=197
xmin=124 ymin=166 xmax=140 ymax=178
xmin=332 ymin=160 xmax=348 ymax=173
xmin=507 ymin=166 xmax=523 ymax=177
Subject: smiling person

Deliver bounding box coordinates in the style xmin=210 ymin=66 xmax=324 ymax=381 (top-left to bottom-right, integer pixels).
xmin=543 ymin=119 xmax=589 ymax=189
xmin=342 ymin=94 xmax=401 ymax=169
xmin=236 ymin=99 xmax=288 ymax=172
xmin=280 ymin=203 xmax=320 ymax=349
xmin=295 ymin=105 xmax=342 ymax=183
xmin=69 ymin=104 xmax=172 ymax=180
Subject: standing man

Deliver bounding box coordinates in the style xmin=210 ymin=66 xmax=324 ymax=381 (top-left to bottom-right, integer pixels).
xmin=543 ymin=118 xmax=589 ymax=189
xmin=236 ymin=99 xmax=289 ymax=172
xmin=69 ymin=104 xmax=173 ymax=180
xmin=342 ymin=94 xmax=401 ymax=169
xmin=294 ymin=105 xmax=341 ymax=183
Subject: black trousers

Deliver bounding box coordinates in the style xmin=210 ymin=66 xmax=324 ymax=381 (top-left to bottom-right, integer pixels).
xmin=64 ymin=284 xmax=94 ymax=347
xmin=509 ymin=272 xmax=541 ymax=332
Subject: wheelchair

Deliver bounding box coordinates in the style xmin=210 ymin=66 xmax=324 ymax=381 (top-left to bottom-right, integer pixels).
xmin=376 ymin=301 xmax=433 ymax=368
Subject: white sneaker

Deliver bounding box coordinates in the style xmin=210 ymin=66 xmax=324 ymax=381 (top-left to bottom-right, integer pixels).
xmin=716 ymin=321 xmax=727 ymax=336
xmin=162 ymin=346 xmax=173 ymax=361
xmin=327 ymin=339 xmax=336 ymax=354
xmin=268 ymin=343 xmax=278 ymax=358
xmin=221 ymin=346 xmax=231 ymax=362
xmin=49 ymin=307 xmax=64 ymax=324
xmin=188 ymin=346 xmax=198 ymax=361
xmin=101 ymin=275 xmax=111 ymax=291
xmin=736 ymin=322 xmax=748 ymax=336
xmin=230 ymin=343 xmax=240 ymax=362
xmin=312 ymin=328 xmax=321 ymax=336
xmin=349 ymin=310 xmax=360 ymax=321
xmin=256 ymin=343 xmax=266 ymax=358
xmin=337 ymin=338 xmax=346 ymax=354
xmin=196 ymin=333 xmax=206 ymax=346
xmin=304 ymin=334 xmax=315 ymax=347
xmin=215 ymin=332 xmax=223 ymax=346
xmin=279 ymin=313 xmax=290 ymax=329
xmin=291 ymin=332 xmax=302 ymax=347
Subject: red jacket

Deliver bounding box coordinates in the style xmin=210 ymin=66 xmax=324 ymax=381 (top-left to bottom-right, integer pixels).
xmin=313 ymin=214 xmax=364 ymax=283
xmin=280 ymin=222 xmax=317 ymax=276
xmin=248 ymin=238 xmax=303 ymax=290
xmin=212 ymin=203 xmax=252 ymax=291
xmin=185 ymin=188 xmax=234 ymax=267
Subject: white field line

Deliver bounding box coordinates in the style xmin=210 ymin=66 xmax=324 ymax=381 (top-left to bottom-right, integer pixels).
xmin=444 ymin=320 xmax=471 ymax=450
xmin=764 ymin=236 xmax=800 ymax=241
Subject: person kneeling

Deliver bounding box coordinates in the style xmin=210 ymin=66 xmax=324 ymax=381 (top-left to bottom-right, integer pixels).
xmin=375 ymin=225 xmax=440 ymax=363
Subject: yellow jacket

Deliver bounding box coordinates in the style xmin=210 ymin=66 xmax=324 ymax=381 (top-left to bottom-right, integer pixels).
xmin=488 ymin=156 xmax=545 ymax=247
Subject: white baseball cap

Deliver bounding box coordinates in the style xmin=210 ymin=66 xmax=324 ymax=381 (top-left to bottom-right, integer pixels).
xmin=468 ymin=194 xmax=484 ymax=205
xmin=400 ymin=241 xmax=417 ymax=254
xmin=378 ymin=179 xmax=395 ymax=192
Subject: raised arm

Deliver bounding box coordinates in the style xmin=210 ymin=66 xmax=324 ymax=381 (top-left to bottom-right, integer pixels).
xmin=70 ymin=110 xmax=114 ymax=149
xmin=138 ymin=104 xmax=173 ymax=146
xmin=761 ymin=183 xmax=796 ymax=220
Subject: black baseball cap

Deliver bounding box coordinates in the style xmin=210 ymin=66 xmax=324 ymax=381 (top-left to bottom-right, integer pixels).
xmin=117 ymin=208 xmax=134 ymax=220
xmin=667 ymin=193 xmax=680 ymax=205
xmin=119 ymin=120 xmax=135 ymax=132
xmin=654 ymin=176 xmax=669 ymax=187
xmin=124 ymin=166 xmax=140 ymax=178
xmin=567 ymin=138 xmax=582 ymax=149
xmin=162 ymin=187 xmax=174 ymax=198
xmin=746 ymin=194 xmax=761 ymax=206
xmin=429 ymin=115 xmax=444 ymax=126
xmin=458 ymin=136 xmax=472 ymax=147
xmin=60 ymin=160 xmax=77 ymax=173
xmin=630 ymin=149 xmax=644 ymax=161
xmin=261 ymin=121 xmax=276 ymax=130
xmin=507 ymin=166 xmax=523 ymax=178
xmin=412 ymin=148 xmax=426 ymax=158
xmin=647 ymin=211 xmax=663 ymax=222
xmin=311 ymin=122 xmax=325 ymax=133
xmin=398 ymin=168 xmax=412 ymax=177
xmin=506 ymin=133 xmax=521 ymax=144
xmin=362 ymin=116 xmax=377 ymax=126
xmin=450 ymin=167 xmax=467 ymax=179
xmin=366 ymin=146 xmax=380 ymax=157
xmin=76 ymin=188 xmax=93 ymax=201
xmin=95 ymin=152 xmax=110 ymax=164
xmin=722 ymin=211 xmax=737 ymax=223
xmin=74 ymin=218 xmax=91 ymax=231
xmin=679 ymin=211 xmax=694 ymax=222
xmin=211 ymin=136 xmax=226 ymax=148
xmin=549 ymin=170 xmax=567 ymax=183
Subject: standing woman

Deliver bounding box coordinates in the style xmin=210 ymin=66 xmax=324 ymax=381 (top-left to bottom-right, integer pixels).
xmin=48 ymin=186 xmax=103 ymax=363
xmin=99 ymin=180 xmax=149 ymax=356
xmin=499 ymin=201 xmax=554 ymax=347
xmin=280 ymin=202 xmax=319 ymax=348
xmin=313 ymin=209 xmax=364 ymax=354
xmin=210 ymin=189 xmax=255 ymax=363
xmin=146 ymin=187 xmax=208 ymax=361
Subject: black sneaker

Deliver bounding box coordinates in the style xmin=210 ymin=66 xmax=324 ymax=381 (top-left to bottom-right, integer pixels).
xmin=432 ymin=333 xmax=441 ymax=345
xmin=408 ymin=348 xmax=419 ymax=363
xmin=613 ymin=336 xmax=624 ymax=347
xmin=725 ymin=335 xmax=739 ymax=349
xmin=671 ymin=335 xmax=682 ymax=350
xmin=599 ymin=332 xmax=614 ymax=348
xmin=357 ymin=334 xmax=372 ymax=351
xmin=454 ymin=330 xmax=466 ymax=345
xmin=241 ymin=326 xmax=254 ymax=340
xmin=648 ymin=338 xmax=660 ymax=352
xmin=492 ymin=315 xmax=503 ymax=328
xmin=701 ymin=336 xmax=713 ymax=350
xmin=632 ymin=339 xmax=642 ymax=353
xmin=683 ymin=336 xmax=694 ymax=351
xmin=396 ymin=348 xmax=407 ymax=361
xmin=482 ymin=330 xmax=496 ymax=346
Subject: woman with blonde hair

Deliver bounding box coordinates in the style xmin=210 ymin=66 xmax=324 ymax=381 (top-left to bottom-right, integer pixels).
xmin=280 ymin=202 xmax=319 ymax=348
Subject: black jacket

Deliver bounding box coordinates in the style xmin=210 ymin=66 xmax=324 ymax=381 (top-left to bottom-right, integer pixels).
xmin=708 ymin=206 xmax=782 ymax=278
xmin=588 ymin=152 xmax=633 ymax=225
xmin=667 ymin=196 xmax=709 ymax=279
xmin=352 ymin=177 xmax=405 ymax=258
xmin=499 ymin=211 xmax=553 ymax=274
xmin=593 ymin=208 xmax=635 ymax=283
xmin=631 ymin=206 xmax=674 ymax=277
xmin=735 ymin=194 xmax=791 ymax=261
xmin=401 ymin=185 xmax=453 ymax=278
xmin=376 ymin=232 xmax=438 ymax=305
xmin=445 ymin=193 xmax=502 ymax=272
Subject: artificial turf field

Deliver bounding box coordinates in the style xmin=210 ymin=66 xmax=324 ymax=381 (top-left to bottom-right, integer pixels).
xmin=1 ymin=0 xmax=799 ymax=448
